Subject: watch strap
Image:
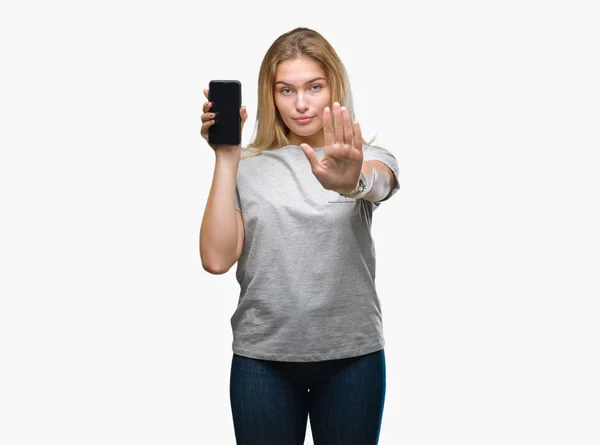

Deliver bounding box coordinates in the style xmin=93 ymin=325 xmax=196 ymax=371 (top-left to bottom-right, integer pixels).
xmin=339 ymin=172 xmax=368 ymax=199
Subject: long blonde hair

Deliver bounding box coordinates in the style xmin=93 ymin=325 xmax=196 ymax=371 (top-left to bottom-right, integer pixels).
xmin=242 ymin=27 xmax=376 ymax=159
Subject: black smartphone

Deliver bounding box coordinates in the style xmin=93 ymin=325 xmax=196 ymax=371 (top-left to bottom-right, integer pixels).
xmin=208 ymin=80 xmax=242 ymax=146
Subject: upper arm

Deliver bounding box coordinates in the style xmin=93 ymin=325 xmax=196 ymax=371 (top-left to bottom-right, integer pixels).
xmin=234 ymin=209 xmax=244 ymax=263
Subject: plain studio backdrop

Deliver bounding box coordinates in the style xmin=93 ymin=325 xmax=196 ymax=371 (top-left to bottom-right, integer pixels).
xmin=1 ymin=0 xmax=598 ymax=444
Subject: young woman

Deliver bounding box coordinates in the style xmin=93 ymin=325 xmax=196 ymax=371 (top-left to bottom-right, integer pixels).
xmin=200 ymin=27 xmax=400 ymax=445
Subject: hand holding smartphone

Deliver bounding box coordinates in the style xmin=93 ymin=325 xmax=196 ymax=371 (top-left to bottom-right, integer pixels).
xmin=200 ymin=80 xmax=246 ymax=149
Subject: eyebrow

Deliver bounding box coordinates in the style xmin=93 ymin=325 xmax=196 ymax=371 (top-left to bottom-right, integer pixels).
xmin=275 ymin=77 xmax=326 ymax=86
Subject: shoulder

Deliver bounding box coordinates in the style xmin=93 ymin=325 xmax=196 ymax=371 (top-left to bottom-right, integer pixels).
xmin=362 ymin=144 xmax=399 ymax=165
xmin=362 ymin=144 xmax=394 ymax=154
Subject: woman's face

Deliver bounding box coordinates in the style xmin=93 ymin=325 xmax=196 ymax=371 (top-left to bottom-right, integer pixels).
xmin=274 ymin=57 xmax=332 ymax=147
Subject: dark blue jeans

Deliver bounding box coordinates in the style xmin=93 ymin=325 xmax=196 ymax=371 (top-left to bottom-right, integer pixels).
xmin=229 ymin=348 xmax=386 ymax=445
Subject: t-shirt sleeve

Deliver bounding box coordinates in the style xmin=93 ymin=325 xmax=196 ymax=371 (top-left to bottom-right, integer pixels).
xmin=362 ymin=144 xmax=400 ymax=205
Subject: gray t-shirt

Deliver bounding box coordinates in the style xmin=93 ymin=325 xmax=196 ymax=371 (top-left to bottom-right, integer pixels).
xmin=231 ymin=144 xmax=400 ymax=362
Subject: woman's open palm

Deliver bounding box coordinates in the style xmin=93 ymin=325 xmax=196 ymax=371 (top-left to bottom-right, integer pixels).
xmin=300 ymin=102 xmax=364 ymax=195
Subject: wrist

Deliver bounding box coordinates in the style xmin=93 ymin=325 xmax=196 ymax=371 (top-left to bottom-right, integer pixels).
xmin=338 ymin=177 xmax=361 ymax=195
xmin=338 ymin=171 xmax=370 ymax=199
xmin=215 ymin=146 xmax=241 ymax=160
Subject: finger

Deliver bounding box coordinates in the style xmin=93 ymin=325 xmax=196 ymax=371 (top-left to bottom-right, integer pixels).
xmin=200 ymin=119 xmax=215 ymax=138
xmin=333 ymin=102 xmax=344 ymax=143
xmin=322 ymin=106 xmax=334 ymax=147
xmin=203 ymin=88 xmax=209 ymax=100
xmin=240 ymin=106 xmax=247 ymax=129
xmin=201 ymin=111 xmax=216 ymax=123
xmin=203 ymin=101 xmax=212 ymax=113
xmin=352 ymin=120 xmax=363 ymax=153
xmin=341 ymin=106 xmax=353 ymax=146
xmin=200 ymin=120 xmax=215 ymax=135
xmin=300 ymin=143 xmax=320 ymax=172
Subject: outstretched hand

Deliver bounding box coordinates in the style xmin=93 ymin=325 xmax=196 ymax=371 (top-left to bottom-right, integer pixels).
xmin=300 ymin=102 xmax=364 ymax=195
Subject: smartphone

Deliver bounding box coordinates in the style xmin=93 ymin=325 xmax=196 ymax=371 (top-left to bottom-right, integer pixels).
xmin=208 ymin=80 xmax=242 ymax=146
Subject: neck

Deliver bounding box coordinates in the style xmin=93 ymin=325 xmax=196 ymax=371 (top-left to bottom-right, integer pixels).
xmin=287 ymin=129 xmax=324 ymax=149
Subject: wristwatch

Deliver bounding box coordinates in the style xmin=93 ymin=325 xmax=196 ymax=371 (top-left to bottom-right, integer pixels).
xmin=339 ymin=172 xmax=368 ymax=199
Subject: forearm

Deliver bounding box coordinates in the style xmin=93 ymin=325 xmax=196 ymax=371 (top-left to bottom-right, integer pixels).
xmin=360 ymin=160 xmax=395 ymax=203
xmin=200 ymin=149 xmax=240 ymax=273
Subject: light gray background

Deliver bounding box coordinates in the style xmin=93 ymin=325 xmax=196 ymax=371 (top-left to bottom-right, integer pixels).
xmin=1 ymin=0 xmax=599 ymax=444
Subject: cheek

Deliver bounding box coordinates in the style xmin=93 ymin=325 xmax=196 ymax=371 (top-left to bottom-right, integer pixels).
xmin=274 ymin=101 xmax=294 ymax=126
xmin=274 ymin=98 xmax=288 ymax=115
xmin=274 ymin=104 xmax=287 ymax=121
xmin=319 ymin=97 xmax=331 ymax=114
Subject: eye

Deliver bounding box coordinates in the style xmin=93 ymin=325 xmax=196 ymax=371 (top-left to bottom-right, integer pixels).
xmin=280 ymin=87 xmax=292 ymax=95
xmin=311 ymin=84 xmax=323 ymax=91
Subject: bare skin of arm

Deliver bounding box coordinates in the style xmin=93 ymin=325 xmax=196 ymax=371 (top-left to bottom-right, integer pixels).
xmin=200 ymin=148 xmax=246 ymax=275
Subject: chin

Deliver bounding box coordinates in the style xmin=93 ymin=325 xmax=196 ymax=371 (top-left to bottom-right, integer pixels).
xmin=295 ymin=129 xmax=318 ymax=138
xmin=294 ymin=120 xmax=320 ymax=131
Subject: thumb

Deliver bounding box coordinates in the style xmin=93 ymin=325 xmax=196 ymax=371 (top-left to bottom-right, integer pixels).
xmin=300 ymin=143 xmax=319 ymax=172
xmin=240 ymin=106 xmax=248 ymax=131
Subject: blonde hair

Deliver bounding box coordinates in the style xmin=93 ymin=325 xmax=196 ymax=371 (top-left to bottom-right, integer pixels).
xmin=242 ymin=27 xmax=376 ymax=159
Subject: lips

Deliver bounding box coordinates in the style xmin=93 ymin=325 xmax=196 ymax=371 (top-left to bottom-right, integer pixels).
xmin=294 ymin=116 xmax=314 ymax=124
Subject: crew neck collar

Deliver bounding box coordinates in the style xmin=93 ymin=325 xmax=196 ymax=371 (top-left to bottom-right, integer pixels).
xmin=288 ymin=144 xmax=325 ymax=151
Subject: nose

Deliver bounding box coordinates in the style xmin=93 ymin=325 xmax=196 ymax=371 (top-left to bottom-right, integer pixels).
xmin=295 ymin=92 xmax=309 ymax=112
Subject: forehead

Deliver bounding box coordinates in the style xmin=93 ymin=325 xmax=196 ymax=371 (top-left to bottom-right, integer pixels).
xmin=275 ymin=57 xmax=326 ymax=84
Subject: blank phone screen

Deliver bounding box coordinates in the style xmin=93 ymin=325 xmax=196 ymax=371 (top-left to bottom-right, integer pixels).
xmin=208 ymin=80 xmax=241 ymax=146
